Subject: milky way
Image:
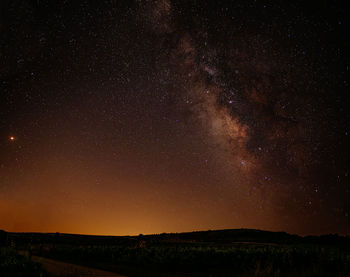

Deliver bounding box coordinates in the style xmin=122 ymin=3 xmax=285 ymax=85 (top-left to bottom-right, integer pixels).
xmin=0 ymin=1 xmax=349 ymax=235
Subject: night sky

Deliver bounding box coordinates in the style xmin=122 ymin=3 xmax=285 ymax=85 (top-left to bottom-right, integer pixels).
xmin=0 ymin=0 xmax=349 ymax=236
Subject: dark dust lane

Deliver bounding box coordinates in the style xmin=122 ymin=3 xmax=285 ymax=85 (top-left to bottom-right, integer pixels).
xmin=32 ymin=256 xmax=126 ymax=277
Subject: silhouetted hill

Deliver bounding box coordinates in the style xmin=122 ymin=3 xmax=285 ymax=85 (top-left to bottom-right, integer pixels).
xmin=5 ymin=228 xmax=350 ymax=248
xmin=149 ymin=229 xmax=301 ymax=244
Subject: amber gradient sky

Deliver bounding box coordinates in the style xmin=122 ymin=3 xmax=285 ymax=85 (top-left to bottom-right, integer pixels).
xmin=0 ymin=0 xmax=349 ymax=235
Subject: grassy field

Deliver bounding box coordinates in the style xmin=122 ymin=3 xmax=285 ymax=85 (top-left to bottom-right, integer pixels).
xmin=3 ymin=229 xmax=350 ymax=276
xmin=0 ymin=246 xmax=45 ymax=277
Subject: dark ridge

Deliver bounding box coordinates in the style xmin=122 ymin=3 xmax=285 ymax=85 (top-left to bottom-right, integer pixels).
xmin=4 ymin=228 xmax=350 ymax=247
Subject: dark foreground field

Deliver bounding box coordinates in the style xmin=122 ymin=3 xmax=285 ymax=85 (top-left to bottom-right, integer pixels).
xmin=1 ymin=229 xmax=350 ymax=276
xmin=0 ymin=245 xmax=45 ymax=276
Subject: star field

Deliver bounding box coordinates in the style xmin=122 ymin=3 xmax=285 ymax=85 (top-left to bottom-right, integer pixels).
xmin=0 ymin=0 xmax=349 ymax=235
